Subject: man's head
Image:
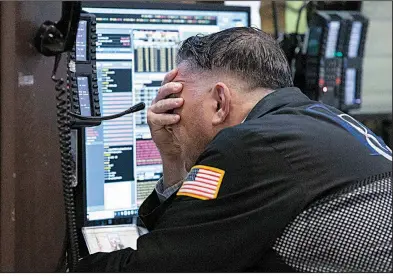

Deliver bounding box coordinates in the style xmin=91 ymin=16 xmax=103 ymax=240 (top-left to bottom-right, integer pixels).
xmin=170 ymin=27 xmax=293 ymax=170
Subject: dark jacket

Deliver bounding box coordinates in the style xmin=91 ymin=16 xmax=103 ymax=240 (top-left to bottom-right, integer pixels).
xmin=76 ymin=87 xmax=392 ymax=272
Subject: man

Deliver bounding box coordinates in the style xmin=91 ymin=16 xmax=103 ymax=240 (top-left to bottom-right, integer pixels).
xmin=76 ymin=27 xmax=392 ymax=272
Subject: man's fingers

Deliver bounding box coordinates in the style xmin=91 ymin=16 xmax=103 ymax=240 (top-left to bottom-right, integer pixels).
xmin=150 ymin=98 xmax=184 ymax=114
xmin=148 ymin=113 xmax=180 ymax=126
xmin=153 ymin=82 xmax=183 ymax=104
xmin=161 ymin=68 xmax=178 ymax=86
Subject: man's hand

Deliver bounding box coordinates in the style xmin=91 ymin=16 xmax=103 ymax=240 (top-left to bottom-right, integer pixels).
xmin=147 ymin=69 xmax=187 ymax=187
xmin=147 ymin=68 xmax=184 ymax=157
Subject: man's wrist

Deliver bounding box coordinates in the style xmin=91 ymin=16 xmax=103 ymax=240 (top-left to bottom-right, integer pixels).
xmin=161 ymin=155 xmax=187 ymax=189
xmin=155 ymin=177 xmax=184 ymax=202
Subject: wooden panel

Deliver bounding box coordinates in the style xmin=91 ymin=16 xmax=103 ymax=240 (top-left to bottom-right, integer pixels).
xmin=0 ymin=2 xmax=17 ymax=272
xmin=260 ymin=0 xmax=286 ymax=35
xmin=0 ymin=1 xmax=66 ymax=272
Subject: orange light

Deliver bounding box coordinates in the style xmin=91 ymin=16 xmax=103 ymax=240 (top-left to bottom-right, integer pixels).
xmin=336 ymin=78 xmax=341 ymax=85
xmin=319 ymin=79 xmax=325 ymax=87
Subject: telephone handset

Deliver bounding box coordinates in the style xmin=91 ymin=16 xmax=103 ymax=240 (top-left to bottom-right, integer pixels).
xmin=34 ymin=2 xmax=82 ymax=56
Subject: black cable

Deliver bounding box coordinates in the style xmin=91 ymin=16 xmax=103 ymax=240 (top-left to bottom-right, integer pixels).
xmin=51 ymin=53 xmax=80 ymax=272
xmin=271 ymin=1 xmax=279 ymax=40
xmin=293 ymin=0 xmax=311 ymax=70
xmin=70 ymin=102 xmax=145 ymax=121
xmin=295 ymin=1 xmax=311 ymax=37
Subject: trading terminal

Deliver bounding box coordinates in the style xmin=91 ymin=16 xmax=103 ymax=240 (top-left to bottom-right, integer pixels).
xmin=78 ymin=2 xmax=249 ymax=226
xmin=0 ymin=0 xmax=391 ymax=272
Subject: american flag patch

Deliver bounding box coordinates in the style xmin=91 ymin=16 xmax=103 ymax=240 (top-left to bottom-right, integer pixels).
xmin=176 ymin=165 xmax=225 ymax=200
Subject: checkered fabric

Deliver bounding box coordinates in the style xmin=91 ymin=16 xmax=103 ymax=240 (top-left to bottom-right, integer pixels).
xmin=273 ymin=172 xmax=392 ymax=272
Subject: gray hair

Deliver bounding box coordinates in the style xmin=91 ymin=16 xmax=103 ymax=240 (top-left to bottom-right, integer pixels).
xmin=176 ymin=27 xmax=293 ymax=91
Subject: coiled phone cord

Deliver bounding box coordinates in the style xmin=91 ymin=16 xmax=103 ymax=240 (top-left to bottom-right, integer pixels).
xmin=51 ymin=53 xmax=80 ymax=272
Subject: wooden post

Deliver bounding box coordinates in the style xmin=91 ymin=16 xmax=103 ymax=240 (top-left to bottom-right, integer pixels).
xmin=260 ymin=0 xmax=286 ymax=35
xmin=0 ymin=1 xmax=66 ymax=272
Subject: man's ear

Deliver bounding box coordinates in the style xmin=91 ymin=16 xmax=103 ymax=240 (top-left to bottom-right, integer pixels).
xmin=212 ymin=82 xmax=231 ymax=126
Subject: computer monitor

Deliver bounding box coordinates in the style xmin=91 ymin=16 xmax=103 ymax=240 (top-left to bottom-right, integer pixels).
xmin=80 ymin=1 xmax=250 ymax=225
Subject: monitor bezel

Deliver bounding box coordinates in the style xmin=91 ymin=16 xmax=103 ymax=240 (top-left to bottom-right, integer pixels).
xmin=77 ymin=1 xmax=251 ymax=228
xmin=82 ymin=1 xmax=250 ymax=23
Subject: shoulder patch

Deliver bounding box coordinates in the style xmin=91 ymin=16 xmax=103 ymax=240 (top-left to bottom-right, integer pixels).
xmin=176 ymin=165 xmax=225 ymax=200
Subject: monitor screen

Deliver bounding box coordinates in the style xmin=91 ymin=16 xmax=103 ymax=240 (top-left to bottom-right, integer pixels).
xmin=307 ymin=27 xmax=323 ymax=56
xmin=77 ymin=76 xmax=93 ymax=116
xmin=76 ymin=20 xmax=88 ymax=61
xmin=81 ymin=2 xmax=250 ymax=223
xmin=348 ymin=21 xmax=362 ymax=58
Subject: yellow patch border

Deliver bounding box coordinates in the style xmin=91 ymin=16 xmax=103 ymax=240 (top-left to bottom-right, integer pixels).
xmin=176 ymin=165 xmax=225 ymax=200
xmin=175 ymin=192 xmax=210 ymax=200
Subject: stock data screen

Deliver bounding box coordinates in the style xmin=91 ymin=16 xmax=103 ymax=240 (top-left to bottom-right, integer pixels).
xmin=82 ymin=2 xmax=249 ymax=222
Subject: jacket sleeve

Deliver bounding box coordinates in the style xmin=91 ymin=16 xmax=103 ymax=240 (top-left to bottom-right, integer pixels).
xmin=75 ymin=126 xmax=306 ymax=272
